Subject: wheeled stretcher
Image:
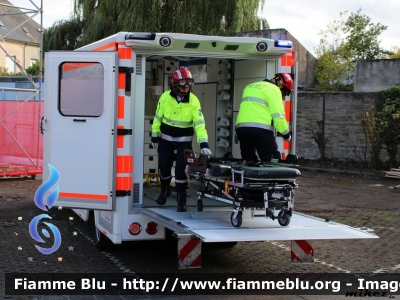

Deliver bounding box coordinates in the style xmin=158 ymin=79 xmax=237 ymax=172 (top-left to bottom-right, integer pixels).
xmin=184 ymin=149 xmax=301 ymax=227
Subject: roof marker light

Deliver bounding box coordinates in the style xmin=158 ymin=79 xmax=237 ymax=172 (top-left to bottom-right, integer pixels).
xmin=274 ymin=40 xmax=292 ymax=48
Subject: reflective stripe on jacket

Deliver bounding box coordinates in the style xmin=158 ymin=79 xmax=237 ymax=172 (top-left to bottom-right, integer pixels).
xmin=151 ymin=90 xmax=208 ymax=144
xmin=235 ymin=81 xmax=289 ymax=135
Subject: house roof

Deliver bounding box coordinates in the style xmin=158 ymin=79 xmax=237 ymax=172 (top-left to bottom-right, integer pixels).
xmin=0 ymin=0 xmax=41 ymax=45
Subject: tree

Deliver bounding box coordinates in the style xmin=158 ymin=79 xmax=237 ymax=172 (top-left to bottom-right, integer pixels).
xmin=315 ymin=8 xmax=390 ymax=90
xmin=374 ymin=87 xmax=400 ymax=167
xmin=385 ymin=46 xmax=400 ymax=59
xmin=314 ymin=12 xmax=354 ymax=90
xmin=44 ymin=0 xmax=269 ymax=51
xmin=26 ymin=62 xmax=40 ymax=76
xmin=343 ymin=8 xmax=390 ymax=60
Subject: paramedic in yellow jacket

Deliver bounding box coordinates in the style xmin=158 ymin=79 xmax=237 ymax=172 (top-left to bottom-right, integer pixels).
xmin=235 ymin=73 xmax=293 ymax=162
xmin=151 ymin=67 xmax=211 ymax=212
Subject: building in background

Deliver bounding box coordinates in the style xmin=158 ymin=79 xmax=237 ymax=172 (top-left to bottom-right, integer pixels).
xmin=0 ymin=0 xmax=41 ymax=73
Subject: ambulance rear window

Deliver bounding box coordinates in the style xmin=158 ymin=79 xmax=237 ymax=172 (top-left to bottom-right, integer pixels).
xmin=59 ymin=62 xmax=104 ymax=117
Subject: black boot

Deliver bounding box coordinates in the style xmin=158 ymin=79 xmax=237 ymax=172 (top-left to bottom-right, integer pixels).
xmin=156 ymin=185 xmax=171 ymax=205
xmin=177 ymin=190 xmax=187 ymax=212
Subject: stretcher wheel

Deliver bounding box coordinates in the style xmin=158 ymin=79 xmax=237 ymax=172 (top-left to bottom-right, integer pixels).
xmin=230 ymin=211 xmax=242 ymax=227
xmin=278 ymin=210 xmax=291 ymax=226
xmin=197 ymin=199 xmax=203 ymax=211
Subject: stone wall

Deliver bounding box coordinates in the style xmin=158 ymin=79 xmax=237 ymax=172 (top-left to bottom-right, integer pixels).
xmin=354 ymin=59 xmax=400 ymax=92
xmin=295 ymin=91 xmax=400 ymax=162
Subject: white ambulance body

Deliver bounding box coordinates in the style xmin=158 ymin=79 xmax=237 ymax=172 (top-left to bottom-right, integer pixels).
xmin=42 ymin=32 xmax=376 ymax=267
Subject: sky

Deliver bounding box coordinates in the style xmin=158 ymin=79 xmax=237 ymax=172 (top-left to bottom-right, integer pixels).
xmin=8 ymin=0 xmax=400 ymax=57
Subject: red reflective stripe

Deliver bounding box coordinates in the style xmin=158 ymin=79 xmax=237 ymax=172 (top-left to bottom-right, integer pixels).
xmin=284 ymin=140 xmax=290 ymax=150
xmin=117 ymin=125 xmax=124 ymax=148
xmin=59 ymin=192 xmax=108 ymax=201
xmin=285 ymin=100 xmax=291 ymax=122
xmin=116 ymin=176 xmax=132 ymax=190
xmin=118 ymin=96 xmax=125 ymax=119
xmin=117 ymin=155 xmax=133 ymax=173
xmin=118 ymin=73 xmax=125 ymax=89
xmin=118 ymin=48 xmax=132 ymax=59
xmin=281 ymin=50 xmax=295 ymax=67
xmin=92 ymin=41 xmax=125 ymax=51
xmin=178 ymin=238 xmax=201 ymax=261
xmin=294 ymin=240 xmax=314 ymax=256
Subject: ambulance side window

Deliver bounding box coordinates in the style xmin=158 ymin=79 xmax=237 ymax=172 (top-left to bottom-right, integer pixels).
xmin=59 ymin=62 xmax=105 ymax=117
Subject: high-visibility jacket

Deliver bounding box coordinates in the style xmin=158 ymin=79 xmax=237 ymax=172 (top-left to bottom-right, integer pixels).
xmin=151 ymin=90 xmax=209 ymax=147
xmin=235 ymin=80 xmax=289 ymax=135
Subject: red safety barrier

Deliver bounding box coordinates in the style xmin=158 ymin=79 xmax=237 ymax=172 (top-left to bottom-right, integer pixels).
xmin=0 ymin=100 xmax=43 ymax=178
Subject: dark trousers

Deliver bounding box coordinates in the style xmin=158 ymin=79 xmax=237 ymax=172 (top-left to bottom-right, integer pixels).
xmin=157 ymin=138 xmax=192 ymax=191
xmin=236 ymin=128 xmax=277 ymax=162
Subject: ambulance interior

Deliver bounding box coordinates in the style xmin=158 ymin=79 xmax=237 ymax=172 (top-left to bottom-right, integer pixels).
xmin=142 ymin=56 xmax=279 ymax=178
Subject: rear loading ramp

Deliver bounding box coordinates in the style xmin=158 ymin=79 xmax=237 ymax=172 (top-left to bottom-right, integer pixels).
xmin=140 ymin=208 xmax=378 ymax=243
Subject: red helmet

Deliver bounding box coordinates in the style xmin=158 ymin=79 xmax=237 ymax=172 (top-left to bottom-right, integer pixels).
xmin=171 ymin=67 xmax=194 ymax=87
xmin=274 ymin=73 xmax=293 ymax=91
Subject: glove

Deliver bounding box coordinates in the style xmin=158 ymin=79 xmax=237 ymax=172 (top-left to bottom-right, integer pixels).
xmin=281 ymin=132 xmax=291 ymax=141
xmin=201 ymin=148 xmax=212 ymax=155
xmin=151 ymin=142 xmax=158 ymax=149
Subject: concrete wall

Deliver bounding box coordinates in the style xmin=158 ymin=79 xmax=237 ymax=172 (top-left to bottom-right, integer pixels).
xmin=354 ymin=59 xmax=400 ymax=92
xmin=296 ymin=91 xmax=400 ymax=162
xmin=235 ymin=29 xmax=317 ymax=88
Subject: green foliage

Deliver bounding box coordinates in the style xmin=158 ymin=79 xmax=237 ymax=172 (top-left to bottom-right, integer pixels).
xmin=343 ymin=9 xmax=390 ymax=60
xmin=384 ymin=46 xmax=400 ymax=59
xmin=315 ymin=8 xmax=390 ymax=90
xmin=374 ymin=86 xmax=400 ymax=167
xmin=359 ymin=108 xmax=383 ymax=169
xmin=44 ymin=0 xmax=268 ymax=51
xmin=26 ymin=63 xmax=40 ymax=76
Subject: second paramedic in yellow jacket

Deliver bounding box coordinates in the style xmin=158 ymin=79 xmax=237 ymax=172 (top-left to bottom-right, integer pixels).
xmin=151 ymin=67 xmax=211 ymax=212
xmin=235 ymin=73 xmax=293 ymax=162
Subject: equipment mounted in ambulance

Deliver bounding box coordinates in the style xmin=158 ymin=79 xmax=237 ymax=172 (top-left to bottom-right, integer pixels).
xmin=42 ymin=32 xmax=377 ymax=269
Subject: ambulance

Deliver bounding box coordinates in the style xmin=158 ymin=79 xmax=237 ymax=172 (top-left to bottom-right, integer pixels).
xmin=42 ymin=32 xmax=376 ymax=268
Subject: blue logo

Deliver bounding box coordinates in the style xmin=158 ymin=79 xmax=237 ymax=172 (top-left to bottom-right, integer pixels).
xmin=29 ymin=164 xmax=62 ymax=255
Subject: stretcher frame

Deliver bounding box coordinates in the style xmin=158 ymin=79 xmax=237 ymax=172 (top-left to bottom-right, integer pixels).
xmin=184 ymin=149 xmax=301 ymax=227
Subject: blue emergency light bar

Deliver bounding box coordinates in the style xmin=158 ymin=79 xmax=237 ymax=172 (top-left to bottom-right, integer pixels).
xmin=126 ymin=32 xmax=156 ymax=40
xmin=274 ymin=40 xmax=292 ymax=48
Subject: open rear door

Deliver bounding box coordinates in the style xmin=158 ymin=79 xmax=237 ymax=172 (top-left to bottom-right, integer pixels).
xmin=43 ymin=51 xmax=118 ymax=210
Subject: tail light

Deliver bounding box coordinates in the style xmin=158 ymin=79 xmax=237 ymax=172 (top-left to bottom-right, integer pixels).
xmin=128 ymin=222 xmax=142 ymax=235
xmin=145 ymin=222 xmax=159 ymax=235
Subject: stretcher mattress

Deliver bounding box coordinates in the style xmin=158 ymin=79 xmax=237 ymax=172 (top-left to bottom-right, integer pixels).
xmin=208 ymin=161 xmax=301 ymax=179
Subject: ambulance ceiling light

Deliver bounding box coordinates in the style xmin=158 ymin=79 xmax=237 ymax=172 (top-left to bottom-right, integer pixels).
xmin=256 ymin=42 xmax=268 ymax=52
xmin=274 ymin=40 xmax=292 ymax=48
xmin=159 ymin=36 xmax=172 ymax=47
xmin=125 ymin=32 xmax=156 ymax=40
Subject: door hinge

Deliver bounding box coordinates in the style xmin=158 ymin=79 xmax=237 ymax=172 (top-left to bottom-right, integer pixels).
xmin=112 ymin=190 xmax=131 ymax=197
xmin=117 ymin=128 xmax=132 ymax=135
xmin=119 ymin=67 xmax=134 ymax=74
xmin=118 ymin=67 xmax=134 ymax=92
